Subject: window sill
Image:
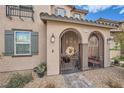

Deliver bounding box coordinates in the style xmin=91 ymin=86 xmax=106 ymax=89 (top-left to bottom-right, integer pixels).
xmin=12 ymin=55 xmax=32 ymax=57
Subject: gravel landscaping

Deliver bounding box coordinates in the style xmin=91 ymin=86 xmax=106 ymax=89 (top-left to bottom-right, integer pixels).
xmin=81 ymin=66 xmax=124 ymax=88
xmin=24 ymin=66 xmax=124 ymax=88
xmin=0 ymin=66 xmax=123 ymax=88
xmin=0 ymin=70 xmax=32 ymax=87
xmin=25 ymin=75 xmax=66 ymax=88
xmin=25 ymin=72 xmax=94 ymax=88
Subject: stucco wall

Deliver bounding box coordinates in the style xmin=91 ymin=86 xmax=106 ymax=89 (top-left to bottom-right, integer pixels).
xmin=0 ymin=5 xmax=111 ymax=75
xmin=0 ymin=5 xmax=51 ymax=72
xmin=46 ymin=21 xmax=110 ymax=75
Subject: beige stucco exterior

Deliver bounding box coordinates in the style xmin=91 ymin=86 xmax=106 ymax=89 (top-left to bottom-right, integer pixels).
xmin=0 ymin=5 xmax=112 ymax=75
xmin=0 ymin=5 xmax=51 ymax=72
xmin=46 ymin=21 xmax=111 ymax=75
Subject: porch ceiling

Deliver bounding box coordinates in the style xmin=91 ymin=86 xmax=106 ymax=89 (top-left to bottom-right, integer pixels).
xmin=40 ymin=12 xmax=118 ymax=29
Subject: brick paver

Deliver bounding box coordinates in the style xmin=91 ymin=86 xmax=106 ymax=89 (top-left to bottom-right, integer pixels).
xmin=63 ymin=73 xmax=95 ymax=88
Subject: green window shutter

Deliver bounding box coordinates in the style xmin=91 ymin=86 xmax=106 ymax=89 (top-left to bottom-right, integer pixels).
xmin=64 ymin=10 xmax=66 ymax=16
xmin=4 ymin=30 xmax=14 ymax=56
xmin=31 ymin=32 xmax=39 ymax=55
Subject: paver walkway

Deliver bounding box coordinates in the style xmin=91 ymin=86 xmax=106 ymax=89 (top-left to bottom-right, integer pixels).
xmin=63 ymin=73 xmax=95 ymax=88
xmin=24 ymin=72 xmax=95 ymax=88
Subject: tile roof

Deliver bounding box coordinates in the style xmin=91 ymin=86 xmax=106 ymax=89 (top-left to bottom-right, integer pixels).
xmin=96 ymin=18 xmax=120 ymax=27
xmin=96 ymin=18 xmax=124 ymax=32
xmin=40 ymin=12 xmax=118 ymax=29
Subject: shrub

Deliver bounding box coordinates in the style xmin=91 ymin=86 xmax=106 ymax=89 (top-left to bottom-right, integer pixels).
xmin=34 ymin=63 xmax=47 ymax=78
xmin=6 ymin=73 xmax=33 ymax=88
xmin=119 ymin=56 xmax=124 ymax=61
xmin=112 ymin=56 xmax=124 ymax=62
xmin=114 ymin=59 xmax=120 ymax=65
xmin=112 ymin=56 xmax=120 ymax=65
xmin=106 ymin=78 xmax=122 ymax=88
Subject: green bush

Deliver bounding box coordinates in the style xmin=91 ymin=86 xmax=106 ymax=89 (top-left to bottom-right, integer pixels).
xmin=114 ymin=59 xmax=120 ymax=65
xmin=112 ymin=56 xmax=120 ymax=65
xmin=34 ymin=63 xmax=47 ymax=78
xmin=112 ymin=56 xmax=124 ymax=61
xmin=6 ymin=73 xmax=33 ymax=88
xmin=119 ymin=56 xmax=124 ymax=61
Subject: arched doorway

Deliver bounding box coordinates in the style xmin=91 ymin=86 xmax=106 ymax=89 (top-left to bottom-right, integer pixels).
xmin=88 ymin=31 xmax=104 ymax=68
xmin=60 ymin=29 xmax=82 ymax=74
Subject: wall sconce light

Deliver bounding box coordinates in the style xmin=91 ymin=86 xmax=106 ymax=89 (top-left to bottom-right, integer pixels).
xmin=50 ymin=33 xmax=55 ymax=43
xmin=107 ymin=37 xmax=113 ymax=44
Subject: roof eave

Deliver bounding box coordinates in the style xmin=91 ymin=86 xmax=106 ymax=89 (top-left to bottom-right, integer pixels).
xmin=97 ymin=18 xmax=119 ymax=24
xmin=40 ymin=13 xmax=117 ymax=29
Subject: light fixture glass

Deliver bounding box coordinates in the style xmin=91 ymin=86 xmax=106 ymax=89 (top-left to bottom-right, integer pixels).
xmin=50 ymin=33 xmax=55 ymax=43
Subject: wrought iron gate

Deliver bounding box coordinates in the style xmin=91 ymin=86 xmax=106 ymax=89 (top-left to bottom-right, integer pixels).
xmin=60 ymin=31 xmax=82 ymax=74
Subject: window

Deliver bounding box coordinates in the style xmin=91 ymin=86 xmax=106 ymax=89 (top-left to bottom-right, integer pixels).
xmin=56 ymin=8 xmax=66 ymax=17
xmin=6 ymin=5 xmax=34 ymax=20
xmin=14 ymin=31 xmax=31 ymax=55
xmin=73 ymin=13 xmax=81 ymax=19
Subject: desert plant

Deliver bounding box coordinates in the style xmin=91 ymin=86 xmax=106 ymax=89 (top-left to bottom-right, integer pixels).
xmin=6 ymin=73 xmax=33 ymax=88
xmin=34 ymin=63 xmax=46 ymax=78
xmin=106 ymin=78 xmax=122 ymax=88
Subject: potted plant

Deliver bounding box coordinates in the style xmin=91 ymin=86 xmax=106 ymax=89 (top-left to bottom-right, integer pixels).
xmin=34 ymin=63 xmax=46 ymax=78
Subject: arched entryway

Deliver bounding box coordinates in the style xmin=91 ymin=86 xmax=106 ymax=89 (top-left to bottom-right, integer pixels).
xmin=88 ymin=31 xmax=104 ymax=68
xmin=60 ymin=28 xmax=82 ymax=74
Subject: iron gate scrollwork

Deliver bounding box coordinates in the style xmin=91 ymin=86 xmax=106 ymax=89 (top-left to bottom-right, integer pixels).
xmin=60 ymin=30 xmax=82 ymax=74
